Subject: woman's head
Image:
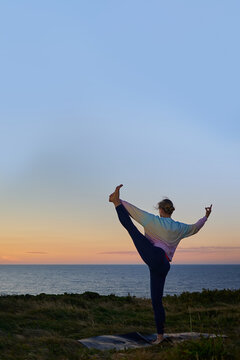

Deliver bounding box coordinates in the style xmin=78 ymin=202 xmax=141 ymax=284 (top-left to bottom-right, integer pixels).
xmin=156 ymin=198 xmax=175 ymax=217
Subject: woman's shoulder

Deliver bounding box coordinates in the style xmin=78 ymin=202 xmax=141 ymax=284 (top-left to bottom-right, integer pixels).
xmin=155 ymin=216 xmax=183 ymax=230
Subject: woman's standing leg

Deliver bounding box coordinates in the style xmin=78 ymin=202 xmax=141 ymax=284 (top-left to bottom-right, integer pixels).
xmin=149 ymin=263 xmax=170 ymax=336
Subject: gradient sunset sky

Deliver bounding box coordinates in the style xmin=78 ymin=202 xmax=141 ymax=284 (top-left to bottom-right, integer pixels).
xmin=0 ymin=1 xmax=239 ymax=264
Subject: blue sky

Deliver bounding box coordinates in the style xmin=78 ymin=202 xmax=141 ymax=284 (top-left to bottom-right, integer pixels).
xmin=0 ymin=1 xmax=239 ymax=263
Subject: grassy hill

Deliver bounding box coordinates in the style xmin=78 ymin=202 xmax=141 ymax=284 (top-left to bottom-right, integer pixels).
xmin=0 ymin=289 xmax=239 ymax=359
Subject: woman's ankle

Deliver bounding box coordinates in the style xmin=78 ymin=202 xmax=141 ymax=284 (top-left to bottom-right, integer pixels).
xmin=114 ymin=200 xmax=121 ymax=207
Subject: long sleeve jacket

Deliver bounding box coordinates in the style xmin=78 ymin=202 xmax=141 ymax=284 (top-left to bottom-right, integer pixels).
xmin=120 ymin=199 xmax=208 ymax=261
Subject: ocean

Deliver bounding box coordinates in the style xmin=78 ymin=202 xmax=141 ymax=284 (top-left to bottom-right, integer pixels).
xmin=0 ymin=264 xmax=239 ymax=298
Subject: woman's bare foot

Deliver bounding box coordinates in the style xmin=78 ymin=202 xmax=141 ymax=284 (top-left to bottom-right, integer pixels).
xmin=109 ymin=184 xmax=123 ymax=207
xmin=151 ymin=334 xmax=164 ymax=345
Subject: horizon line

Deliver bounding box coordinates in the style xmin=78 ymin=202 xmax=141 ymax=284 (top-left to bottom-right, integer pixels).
xmin=0 ymin=263 xmax=239 ymax=266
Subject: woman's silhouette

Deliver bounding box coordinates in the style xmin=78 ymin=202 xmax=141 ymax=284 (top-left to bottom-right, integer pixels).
xmin=109 ymin=184 xmax=212 ymax=344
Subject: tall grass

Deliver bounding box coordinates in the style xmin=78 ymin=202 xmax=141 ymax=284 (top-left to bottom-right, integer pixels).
xmin=0 ymin=289 xmax=239 ymax=359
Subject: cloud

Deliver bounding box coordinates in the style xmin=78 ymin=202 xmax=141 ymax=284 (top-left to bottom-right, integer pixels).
xmin=99 ymin=247 xmax=240 ymax=255
xmin=178 ymin=246 xmax=240 ymax=253
xmin=98 ymin=251 xmax=136 ymax=256
xmin=26 ymin=251 xmax=48 ymax=254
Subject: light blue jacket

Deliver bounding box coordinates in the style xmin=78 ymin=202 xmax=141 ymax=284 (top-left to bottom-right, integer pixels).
xmin=121 ymin=199 xmax=208 ymax=261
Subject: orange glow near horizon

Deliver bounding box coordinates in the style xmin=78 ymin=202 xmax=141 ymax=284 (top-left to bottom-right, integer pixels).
xmin=1 ymin=223 xmax=239 ymax=264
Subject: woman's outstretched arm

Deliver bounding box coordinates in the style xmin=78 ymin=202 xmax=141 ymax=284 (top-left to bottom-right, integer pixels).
xmin=109 ymin=184 xmax=155 ymax=227
xmin=181 ymin=204 xmax=212 ymax=238
xmin=120 ymin=199 xmax=156 ymax=227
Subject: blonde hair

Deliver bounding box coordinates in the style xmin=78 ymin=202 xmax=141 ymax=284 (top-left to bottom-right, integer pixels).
xmin=156 ymin=198 xmax=175 ymax=215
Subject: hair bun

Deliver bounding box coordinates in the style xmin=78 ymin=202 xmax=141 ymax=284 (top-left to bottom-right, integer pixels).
xmin=157 ymin=199 xmax=175 ymax=215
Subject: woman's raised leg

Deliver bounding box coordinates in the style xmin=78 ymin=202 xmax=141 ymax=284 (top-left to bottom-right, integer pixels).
xmin=115 ymin=203 xmax=155 ymax=266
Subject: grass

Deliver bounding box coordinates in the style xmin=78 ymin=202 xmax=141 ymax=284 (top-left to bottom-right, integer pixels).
xmin=0 ymin=289 xmax=239 ymax=359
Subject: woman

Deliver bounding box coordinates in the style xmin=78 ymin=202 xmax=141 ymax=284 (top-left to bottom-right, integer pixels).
xmin=109 ymin=184 xmax=212 ymax=344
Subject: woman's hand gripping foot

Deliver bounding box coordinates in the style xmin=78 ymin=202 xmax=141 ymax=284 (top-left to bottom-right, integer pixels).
xmin=109 ymin=184 xmax=123 ymax=207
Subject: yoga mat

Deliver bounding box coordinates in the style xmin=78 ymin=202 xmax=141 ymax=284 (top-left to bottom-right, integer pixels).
xmin=79 ymin=332 xmax=226 ymax=350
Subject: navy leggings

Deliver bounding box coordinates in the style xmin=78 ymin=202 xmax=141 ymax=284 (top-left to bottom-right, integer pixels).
xmin=115 ymin=204 xmax=170 ymax=334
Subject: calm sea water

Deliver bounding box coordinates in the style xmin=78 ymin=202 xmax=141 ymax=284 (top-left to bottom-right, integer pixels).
xmin=0 ymin=265 xmax=239 ymax=298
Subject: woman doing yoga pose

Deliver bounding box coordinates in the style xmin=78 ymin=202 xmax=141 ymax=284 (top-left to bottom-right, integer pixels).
xmin=109 ymin=184 xmax=212 ymax=344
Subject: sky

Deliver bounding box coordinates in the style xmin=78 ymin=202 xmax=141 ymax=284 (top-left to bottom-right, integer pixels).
xmin=0 ymin=0 xmax=239 ymax=264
